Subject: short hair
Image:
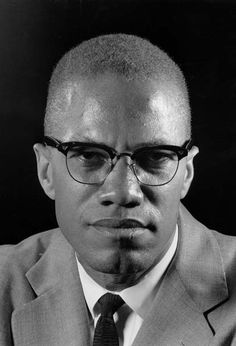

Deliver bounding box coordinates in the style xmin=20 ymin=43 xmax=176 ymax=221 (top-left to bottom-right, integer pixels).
xmin=45 ymin=33 xmax=191 ymax=137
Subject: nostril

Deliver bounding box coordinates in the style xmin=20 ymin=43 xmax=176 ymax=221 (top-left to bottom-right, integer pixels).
xmin=100 ymin=195 xmax=141 ymax=208
xmin=101 ymin=200 xmax=113 ymax=206
xmin=124 ymin=200 xmax=140 ymax=208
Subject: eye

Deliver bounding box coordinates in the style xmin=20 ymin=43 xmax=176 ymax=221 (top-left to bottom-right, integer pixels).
xmin=148 ymin=150 xmax=175 ymax=161
xmin=67 ymin=147 xmax=109 ymax=168
xmin=136 ymin=149 xmax=177 ymax=171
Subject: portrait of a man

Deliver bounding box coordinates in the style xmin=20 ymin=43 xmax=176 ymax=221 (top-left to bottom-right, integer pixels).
xmin=0 ymin=2 xmax=236 ymax=346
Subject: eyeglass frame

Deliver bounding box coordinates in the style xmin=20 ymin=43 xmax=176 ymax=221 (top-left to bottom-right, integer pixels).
xmin=43 ymin=136 xmax=193 ymax=186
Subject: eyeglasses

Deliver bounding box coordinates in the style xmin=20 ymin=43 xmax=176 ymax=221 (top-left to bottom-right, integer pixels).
xmin=44 ymin=136 xmax=192 ymax=186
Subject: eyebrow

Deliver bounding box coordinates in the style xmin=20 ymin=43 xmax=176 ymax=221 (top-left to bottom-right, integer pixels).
xmin=67 ymin=136 xmax=169 ymax=148
xmin=133 ymin=140 xmax=170 ymax=148
xmin=68 ymin=136 xmax=106 ymax=144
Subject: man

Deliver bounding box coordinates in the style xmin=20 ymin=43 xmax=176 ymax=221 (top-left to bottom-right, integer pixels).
xmin=0 ymin=34 xmax=236 ymax=346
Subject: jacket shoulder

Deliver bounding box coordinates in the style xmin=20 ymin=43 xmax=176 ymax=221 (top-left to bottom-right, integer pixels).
xmin=0 ymin=229 xmax=60 ymax=342
xmin=0 ymin=229 xmax=60 ymax=299
xmin=0 ymin=229 xmax=59 ymax=273
xmin=211 ymin=230 xmax=236 ymax=279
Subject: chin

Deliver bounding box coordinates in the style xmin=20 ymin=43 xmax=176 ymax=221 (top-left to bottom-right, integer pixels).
xmin=92 ymin=248 xmax=149 ymax=275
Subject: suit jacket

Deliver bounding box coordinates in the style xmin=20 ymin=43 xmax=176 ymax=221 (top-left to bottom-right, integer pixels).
xmin=1 ymin=204 xmax=236 ymax=346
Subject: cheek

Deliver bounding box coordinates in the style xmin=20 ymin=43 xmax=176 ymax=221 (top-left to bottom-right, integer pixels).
xmin=155 ymin=175 xmax=185 ymax=223
xmin=53 ymin=170 xmax=95 ymax=229
xmin=54 ymin=179 xmax=98 ymax=257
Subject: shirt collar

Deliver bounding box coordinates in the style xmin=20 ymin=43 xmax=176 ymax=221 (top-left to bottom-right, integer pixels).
xmin=76 ymin=226 xmax=178 ymax=320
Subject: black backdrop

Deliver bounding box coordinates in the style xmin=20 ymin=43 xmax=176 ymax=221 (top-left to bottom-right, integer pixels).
xmin=0 ymin=0 xmax=235 ymax=244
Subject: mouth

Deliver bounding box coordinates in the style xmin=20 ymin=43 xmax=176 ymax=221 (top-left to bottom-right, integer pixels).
xmin=90 ymin=218 xmax=153 ymax=240
xmin=92 ymin=218 xmax=146 ymax=229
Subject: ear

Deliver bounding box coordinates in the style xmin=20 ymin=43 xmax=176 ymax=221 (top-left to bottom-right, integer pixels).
xmin=180 ymin=146 xmax=199 ymax=199
xmin=33 ymin=143 xmax=55 ymax=200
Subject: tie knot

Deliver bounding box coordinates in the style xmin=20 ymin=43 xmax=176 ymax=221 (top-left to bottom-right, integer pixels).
xmin=98 ymin=293 xmax=124 ymax=316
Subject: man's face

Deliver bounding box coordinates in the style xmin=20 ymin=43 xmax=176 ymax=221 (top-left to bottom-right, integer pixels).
xmin=38 ymin=73 xmax=196 ymax=284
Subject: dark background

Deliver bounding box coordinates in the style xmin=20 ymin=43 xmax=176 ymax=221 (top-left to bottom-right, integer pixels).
xmin=0 ymin=0 xmax=235 ymax=244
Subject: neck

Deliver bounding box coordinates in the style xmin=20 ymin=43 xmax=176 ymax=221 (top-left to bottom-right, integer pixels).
xmin=80 ymin=263 xmax=150 ymax=292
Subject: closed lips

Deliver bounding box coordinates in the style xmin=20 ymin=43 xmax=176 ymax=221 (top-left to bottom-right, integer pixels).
xmin=91 ymin=219 xmax=146 ymax=228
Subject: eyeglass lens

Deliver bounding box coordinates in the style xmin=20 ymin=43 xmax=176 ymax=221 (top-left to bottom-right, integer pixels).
xmin=65 ymin=145 xmax=180 ymax=186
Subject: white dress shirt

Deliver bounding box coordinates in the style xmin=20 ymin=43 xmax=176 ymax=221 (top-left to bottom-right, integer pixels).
xmin=76 ymin=226 xmax=178 ymax=346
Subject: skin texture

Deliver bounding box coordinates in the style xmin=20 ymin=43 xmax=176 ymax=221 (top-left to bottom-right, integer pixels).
xmin=34 ymin=72 xmax=198 ymax=291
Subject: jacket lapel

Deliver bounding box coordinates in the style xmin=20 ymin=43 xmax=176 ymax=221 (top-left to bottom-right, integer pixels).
xmin=133 ymin=204 xmax=229 ymax=346
xmin=133 ymin=266 xmax=213 ymax=346
xmin=11 ymin=231 xmax=91 ymax=346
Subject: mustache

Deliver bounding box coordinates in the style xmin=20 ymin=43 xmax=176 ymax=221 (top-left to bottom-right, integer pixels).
xmin=91 ymin=218 xmax=151 ymax=229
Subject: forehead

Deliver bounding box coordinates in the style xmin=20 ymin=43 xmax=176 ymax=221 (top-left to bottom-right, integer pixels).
xmin=58 ymin=73 xmax=188 ymax=146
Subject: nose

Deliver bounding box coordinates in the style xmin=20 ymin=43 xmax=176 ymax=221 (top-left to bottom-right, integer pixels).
xmin=98 ymin=158 xmax=143 ymax=208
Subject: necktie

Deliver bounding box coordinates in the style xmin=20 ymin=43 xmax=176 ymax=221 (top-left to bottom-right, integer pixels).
xmin=93 ymin=293 xmax=124 ymax=346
